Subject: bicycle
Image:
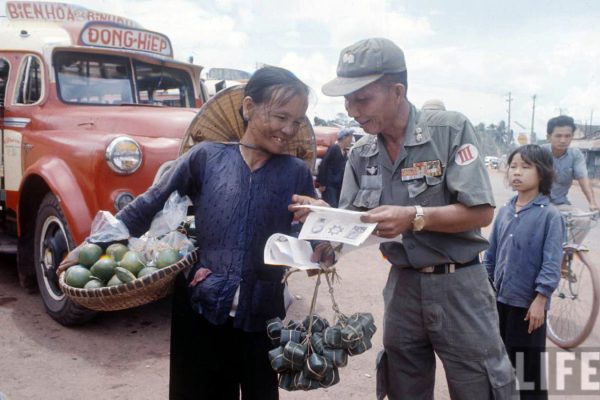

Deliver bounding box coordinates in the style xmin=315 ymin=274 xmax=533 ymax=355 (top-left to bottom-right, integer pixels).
xmin=546 ymin=210 xmax=600 ymax=349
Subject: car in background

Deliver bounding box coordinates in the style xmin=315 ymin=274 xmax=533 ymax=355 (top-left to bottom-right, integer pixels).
xmin=484 ymin=156 xmax=499 ymax=169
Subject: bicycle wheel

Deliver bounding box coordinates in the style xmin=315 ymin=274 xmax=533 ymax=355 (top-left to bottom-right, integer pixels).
xmin=547 ymin=251 xmax=600 ymax=349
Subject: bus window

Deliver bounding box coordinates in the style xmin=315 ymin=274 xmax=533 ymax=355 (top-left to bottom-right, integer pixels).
xmin=0 ymin=58 xmax=9 ymax=106
xmin=16 ymin=55 xmax=42 ymax=105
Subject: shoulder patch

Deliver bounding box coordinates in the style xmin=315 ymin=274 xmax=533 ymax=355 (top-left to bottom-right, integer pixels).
xmin=454 ymin=144 xmax=479 ymax=166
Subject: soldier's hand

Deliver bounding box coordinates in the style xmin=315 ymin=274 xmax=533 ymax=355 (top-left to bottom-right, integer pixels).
xmin=288 ymin=194 xmax=329 ymax=223
xmin=360 ymin=205 xmax=416 ymax=238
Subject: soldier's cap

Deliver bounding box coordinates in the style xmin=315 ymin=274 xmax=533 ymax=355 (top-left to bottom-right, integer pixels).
xmin=322 ymin=38 xmax=406 ymax=97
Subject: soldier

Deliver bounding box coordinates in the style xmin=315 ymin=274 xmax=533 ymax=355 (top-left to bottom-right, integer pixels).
xmin=294 ymin=38 xmax=516 ymax=399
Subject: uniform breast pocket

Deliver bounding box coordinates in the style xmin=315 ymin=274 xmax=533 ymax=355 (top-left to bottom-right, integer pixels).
xmin=410 ymin=176 xmax=445 ymax=206
xmin=352 ymin=174 xmax=382 ymax=209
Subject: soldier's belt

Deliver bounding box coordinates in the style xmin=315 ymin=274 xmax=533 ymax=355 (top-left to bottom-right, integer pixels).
xmin=393 ymin=258 xmax=480 ymax=274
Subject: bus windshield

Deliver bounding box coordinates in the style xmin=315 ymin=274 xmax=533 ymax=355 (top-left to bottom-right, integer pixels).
xmin=54 ymin=51 xmax=194 ymax=107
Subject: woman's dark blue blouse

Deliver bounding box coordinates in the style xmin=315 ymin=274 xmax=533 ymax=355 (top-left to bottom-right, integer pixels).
xmin=116 ymin=142 xmax=315 ymax=332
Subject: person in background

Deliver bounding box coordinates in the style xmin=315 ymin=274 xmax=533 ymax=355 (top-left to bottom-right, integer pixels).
xmin=291 ymin=37 xmax=515 ymax=399
xmin=421 ymin=98 xmax=446 ymax=111
xmin=59 ymin=66 xmax=333 ymax=400
xmin=542 ymin=115 xmax=598 ymax=245
xmin=317 ymin=128 xmax=354 ymax=207
xmin=484 ymin=144 xmax=562 ymax=400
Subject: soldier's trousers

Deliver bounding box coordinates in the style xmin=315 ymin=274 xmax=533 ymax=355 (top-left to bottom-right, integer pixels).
xmin=376 ymin=264 xmax=518 ymax=400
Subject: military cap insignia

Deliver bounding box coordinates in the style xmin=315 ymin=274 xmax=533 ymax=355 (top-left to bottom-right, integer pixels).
xmin=342 ymin=52 xmax=355 ymax=64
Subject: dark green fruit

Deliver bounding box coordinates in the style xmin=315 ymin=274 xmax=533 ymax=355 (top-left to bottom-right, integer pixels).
xmin=78 ymin=243 xmax=103 ymax=267
xmin=137 ymin=266 xmax=159 ymax=278
xmin=119 ymin=251 xmax=145 ymax=275
xmin=107 ymin=275 xmax=123 ymax=287
xmin=156 ymin=248 xmax=182 ymax=269
xmin=106 ymin=243 xmax=129 ymax=262
xmin=65 ymin=266 xmax=92 ymax=288
xmin=90 ymin=256 xmax=117 ymax=282
xmin=84 ymin=278 xmax=104 ymax=289
xmin=115 ymin=266 xmax=136 ymax=283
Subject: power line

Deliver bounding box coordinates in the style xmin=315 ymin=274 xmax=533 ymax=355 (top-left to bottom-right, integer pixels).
xmin=506 ymin=92 xmax=512 ymax=143
xmin=530 ymin=94 xmax=537 ymax=144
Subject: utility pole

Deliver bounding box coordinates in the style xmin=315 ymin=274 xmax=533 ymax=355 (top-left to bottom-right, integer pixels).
xmin=506 ymin=92 xmax=512 ymax=143
xmin=530 ymin=94 xmax=537 ymax=144
xmin=590 ymin=109 xmax=594 ymax=137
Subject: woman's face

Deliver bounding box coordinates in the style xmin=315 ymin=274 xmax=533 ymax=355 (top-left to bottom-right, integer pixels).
xmin=243 ymin=92 xmax=308 ymax=154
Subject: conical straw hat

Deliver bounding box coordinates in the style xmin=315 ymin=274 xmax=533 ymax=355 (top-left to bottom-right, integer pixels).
xmin=179 ymin=85 xmax=316 ymax=171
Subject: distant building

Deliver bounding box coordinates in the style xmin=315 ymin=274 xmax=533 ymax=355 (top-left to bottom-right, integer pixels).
xmin=572 ymin=124 xmax=600 ymax=179
xmin=575 ymin=123 xmax=600 ymax=140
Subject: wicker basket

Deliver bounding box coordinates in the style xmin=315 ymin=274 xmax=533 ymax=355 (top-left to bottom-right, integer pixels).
xmin=59 ymin=248 xmax=199 ymax=311
xmin=179 ymin=84 xmax=317 ymax=172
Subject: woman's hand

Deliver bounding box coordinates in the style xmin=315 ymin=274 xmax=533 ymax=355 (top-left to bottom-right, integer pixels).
xmin=525 ymin=294 xmax=547 ymax=334
xmin=56 ymin=243 xmax=84 ymax=276
xmin=189 ymin=268 xmax=212 ymax=287
xmin=311 ymin=242 xmax=335 ymax=268
xmin=288 ymin=194 xmax=329 ymax=223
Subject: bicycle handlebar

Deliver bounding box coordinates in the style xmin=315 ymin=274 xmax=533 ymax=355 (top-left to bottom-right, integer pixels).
xmin=560 ymin=210 xmax=600 ymax=219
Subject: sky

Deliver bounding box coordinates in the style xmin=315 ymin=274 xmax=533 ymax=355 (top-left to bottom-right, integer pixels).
xmin=2 ymin=0 xmax=599 ymax=138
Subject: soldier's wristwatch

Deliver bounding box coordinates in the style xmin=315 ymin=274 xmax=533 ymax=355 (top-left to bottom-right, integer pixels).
xmin=412 ymin=205 xmax=425 ymax=232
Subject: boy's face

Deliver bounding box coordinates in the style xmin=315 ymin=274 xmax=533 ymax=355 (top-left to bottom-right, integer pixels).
xmin=547 ymin=126 xmax=574 ymax=154
xmin=508 ymin=153 xmax=540 ymax=194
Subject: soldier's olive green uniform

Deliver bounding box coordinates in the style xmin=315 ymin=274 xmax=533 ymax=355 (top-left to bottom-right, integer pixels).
xmin=340 ymin=104 xmax=517 ymax=400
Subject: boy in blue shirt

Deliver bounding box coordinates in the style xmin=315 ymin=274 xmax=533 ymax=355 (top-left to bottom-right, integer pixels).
xmin=484 ymin=144 xmax=563 ymax=400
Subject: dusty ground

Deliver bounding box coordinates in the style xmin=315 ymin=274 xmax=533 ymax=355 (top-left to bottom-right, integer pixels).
xmin=1 ymin=169 xmax=599 ymax=400
xmin=0 ymin=247 xmax=401 ymax=400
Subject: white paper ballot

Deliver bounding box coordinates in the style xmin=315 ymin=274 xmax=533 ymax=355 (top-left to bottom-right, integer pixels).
xmin=295 ymin=205 xmax=377 ymax=246
xmin=264 ymin=234 xmax=321 ymax=270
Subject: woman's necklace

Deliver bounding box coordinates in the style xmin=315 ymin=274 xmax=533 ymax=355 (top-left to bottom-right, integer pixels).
xmin=239 ymin=144 xmax=251 ymax=166
xmin=239 ymin=141 xmax=261 ymax=150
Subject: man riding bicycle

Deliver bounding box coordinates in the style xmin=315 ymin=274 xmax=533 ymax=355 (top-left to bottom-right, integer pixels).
xmin=542 ymin=115 xmax=599 ymax=245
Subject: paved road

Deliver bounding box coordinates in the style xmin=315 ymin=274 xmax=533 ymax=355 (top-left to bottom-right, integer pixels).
xmin=0 ymin=168 xmax=598 ymax=399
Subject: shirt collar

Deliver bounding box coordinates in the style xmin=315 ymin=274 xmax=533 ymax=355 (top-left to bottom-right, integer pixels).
xmin=403 ymin=103 xmax=432 ymax=147
xmin=509 ymin=193 xmax=550 ymax=210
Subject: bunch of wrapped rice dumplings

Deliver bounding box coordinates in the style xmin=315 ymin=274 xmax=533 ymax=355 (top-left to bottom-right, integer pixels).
xmin=266 ymin=312 xmax=376 ymax=391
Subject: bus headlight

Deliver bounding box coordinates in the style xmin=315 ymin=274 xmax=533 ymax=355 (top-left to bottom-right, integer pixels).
xmin=105 ymin=137 xmax=142 ymax=174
